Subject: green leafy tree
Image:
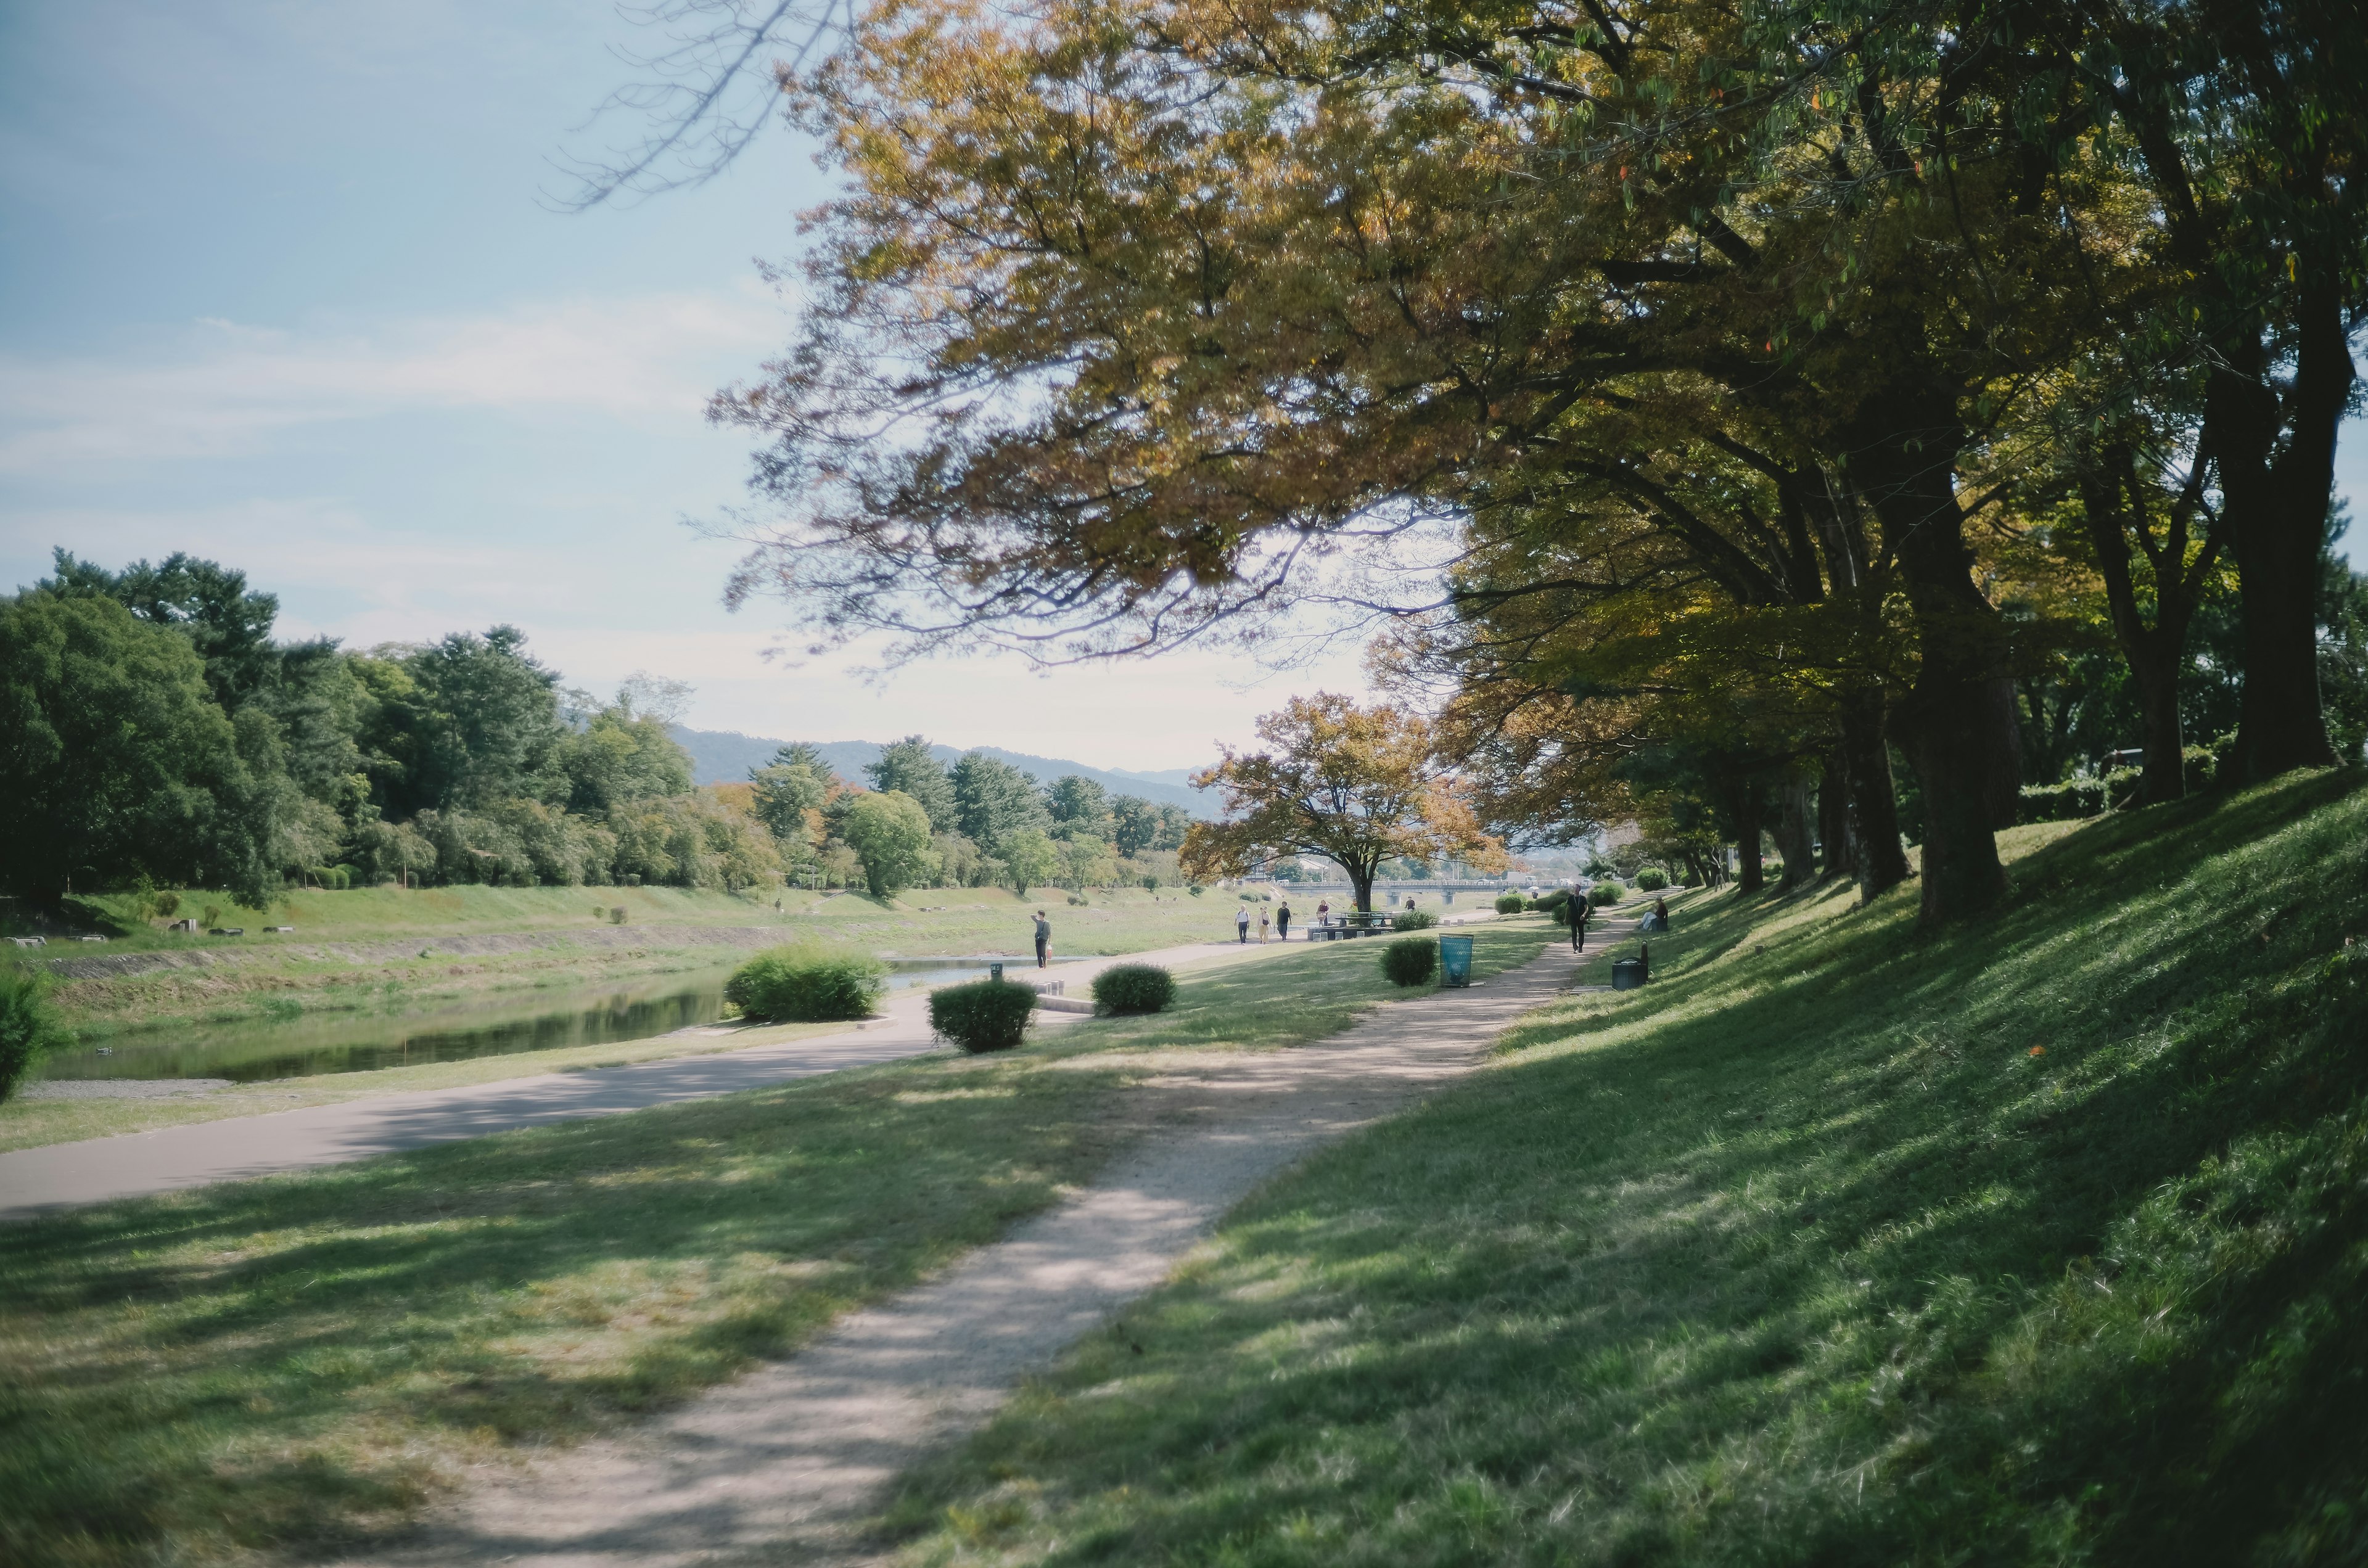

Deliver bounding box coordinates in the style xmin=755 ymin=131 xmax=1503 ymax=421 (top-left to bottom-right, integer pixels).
xmin=1111 ymin=794 xmax=1162 ymax=857
xmin=749 ymin=750 xmax=831 ymax=867
xmin=866 ymin=734 xmax=958 ymax=830
xmin=393 ymin=626 xmax=568 ymax=813
xmin=998 ymin=827 xmax=1060 ymax=897
xmin=1043 ymin=775 xmax=1112 ymax=841
xmin=41 ymin=548 xmax=282 ymax=710
xmin=559 ymin=700 xmax=696 ymax=813
xmin=839 ymin=789 xmax=939 ymax=898
xmin=950 ymin=751 xmax=1048 ymax=850
xmin=0 ymin=593 xmax=278 ymax=903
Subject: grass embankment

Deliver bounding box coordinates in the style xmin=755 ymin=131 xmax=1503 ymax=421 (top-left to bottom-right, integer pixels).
xmin=36 ymin=884 xmax=1336 ymax=1039
xmin=0 ymin=924 xmax=1551 ymax=1568
xmin=866 ymin=773 xmax=2368 ymax=1567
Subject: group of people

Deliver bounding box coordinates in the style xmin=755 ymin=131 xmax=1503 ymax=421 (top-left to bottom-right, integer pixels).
xmin=1233 ymin=898 xmax=1300 ymax=942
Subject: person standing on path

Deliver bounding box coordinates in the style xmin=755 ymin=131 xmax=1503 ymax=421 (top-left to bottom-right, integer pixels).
xmin=1033 ymin=910 xmax=1051 ymax=967
xmin=1569 ymin=889 xmax=1590 ymax=951
xmin=1276 ymin=901 xmax=1292 ymax=940
xmin=1235 ymin=903 xmax=1251 ymax=943
xmin=1257 ymin=906 xmax=1272 ymax=943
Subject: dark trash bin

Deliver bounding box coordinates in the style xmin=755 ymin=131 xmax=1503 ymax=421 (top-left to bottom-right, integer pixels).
xmin=1611 ymin=956 xmax=1648 ymax=990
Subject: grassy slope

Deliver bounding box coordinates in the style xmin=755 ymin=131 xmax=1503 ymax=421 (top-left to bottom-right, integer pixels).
xmin=0 ymin=924 xmax=1551 ymax=1568
xmin=869 ymin=773 xmax=2368 ymax=1568
xmin=36 ymin=885 xmax=1343 ymax=1037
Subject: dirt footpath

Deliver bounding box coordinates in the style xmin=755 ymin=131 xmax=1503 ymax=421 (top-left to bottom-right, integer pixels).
xmin=335 ymin=940 xmax=1605 ymax=1568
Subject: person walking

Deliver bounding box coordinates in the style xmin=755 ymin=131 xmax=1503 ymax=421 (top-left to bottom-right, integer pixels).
xmin=1276 ymin=900 xmax=1292 ymax=940
xmin=1570 ymin=888 xmax=1590 ymax=951
xmin=1257 ymin=906 xmax=1272 ymax=943
xmin=1033 ymin=909 xmax=1052 ymax=967
xmin=1235 ymin=903 xmax=1251 ymax=943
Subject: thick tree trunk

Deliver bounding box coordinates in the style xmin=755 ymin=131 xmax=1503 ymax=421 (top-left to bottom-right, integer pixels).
xmin=2131 ymin=641 xmax=2188 ymax=805
xmin=1817 ymin=747 xmax=1856 ymax=883
xmin=1838 ymin=694 xmax=1910 ymax=902
xmin=1733 ymin=787 xmax=1766 ymax=894
xmin=2212 ymin=281 xmax=2348 ymax=780
xmin=1349 ymin=866 xmax=1375 ymax=913
xmin=1860 ymin=400 xmax=2016 ymax=922
xmin=1774 ymin=771 xmax=1816 ymax=892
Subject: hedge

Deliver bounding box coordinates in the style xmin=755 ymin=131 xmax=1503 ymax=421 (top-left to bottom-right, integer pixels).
xmin=1381 ymin=936 xmax=1439 ymax=987
xmin=1092 ymin=964 xmax=1177 ymax=1016
xmin=929 ymin=979 xmax=1037 ymax=1052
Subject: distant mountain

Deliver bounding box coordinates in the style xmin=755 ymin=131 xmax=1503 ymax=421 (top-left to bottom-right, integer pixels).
xmin=669 ymin=728 xmax=1215 ymax=818
xmin=1104 ymin=765 xmax=1204 ymax=787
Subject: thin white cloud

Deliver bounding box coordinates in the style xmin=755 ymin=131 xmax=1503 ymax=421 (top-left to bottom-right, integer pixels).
xmin=0 ymin=289 xmax=783 ymax=474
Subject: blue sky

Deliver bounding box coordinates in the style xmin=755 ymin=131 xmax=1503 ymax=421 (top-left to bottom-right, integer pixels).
xmin=0 ymin=0 xmax=1363 ymax=771
xmin=0 ymin=2 xmax=2357 ymax=770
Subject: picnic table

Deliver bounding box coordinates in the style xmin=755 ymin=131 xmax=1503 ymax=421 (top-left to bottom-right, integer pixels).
xmin=1308 ymin=910 xmax=1396 ymax=939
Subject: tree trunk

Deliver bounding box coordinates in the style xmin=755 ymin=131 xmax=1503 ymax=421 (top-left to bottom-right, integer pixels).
xmin=2211 ymin=281 xmax=2348 ymax=781
xmin=1817 ymin=745 xmax=1857 ymax=883
xmin=1733 ymin=787 xmax=1766 ymax=893
xmin=1837 ymin=696 xmax=1910 ymax=903
xmin=2131 ymin=640 xmax=2188 ymax=805
xmin=1860 ymin=400 xmax=2015 ymax=922
xmin=1774 ymin=771 xmax=1816 ymax=892
xmin=1348 ymin=863 xmax=1375 ymax=913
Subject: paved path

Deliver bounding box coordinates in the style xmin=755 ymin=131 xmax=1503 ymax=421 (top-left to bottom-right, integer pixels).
xmin=0 ymin=937 xmax=1317 ymax=1223
xmin=333 ymin=940 xmax=1606 ymax=1568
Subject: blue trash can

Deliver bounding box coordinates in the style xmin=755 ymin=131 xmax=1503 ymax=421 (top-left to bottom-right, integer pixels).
xmin=1611 ymin=957 xmax=1647 ymax=990
xmin=1439 ymin=934 xmax=1474 ymax=987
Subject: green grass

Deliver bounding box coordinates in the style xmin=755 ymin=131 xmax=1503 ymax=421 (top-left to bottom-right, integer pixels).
xmin=38 ymin=884 xmax=1373 ymax=1039
xmin=864 ymin=773 xmax=2368 ymax=1567
xmin=0 ymin=924 xmax=1552 ymax=1568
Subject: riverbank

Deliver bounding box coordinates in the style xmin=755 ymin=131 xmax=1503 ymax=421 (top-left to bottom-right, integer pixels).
xmin=35 ymin=884 xmax=1352 ymax=1039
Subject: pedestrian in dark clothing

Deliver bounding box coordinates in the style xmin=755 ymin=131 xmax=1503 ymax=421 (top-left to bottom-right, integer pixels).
xmin=1235 ymin=905 xmax=1251 ymax=943
xmin=1276 ymin=902 xmax=1292 ymax=940
xmin=1571 ymin=889 xmax=1590 ymax=951
xmin=1033 ymin=910 xmax=1051 ymax=967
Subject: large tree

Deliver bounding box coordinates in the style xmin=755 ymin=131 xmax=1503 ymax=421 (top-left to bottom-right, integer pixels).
xmin=1180 ymin=694 xmax=1502 ymax=912
xmin=839 ymin=789 xmax=940 ymax=897
xmin=866 ymin=734 xmax=959 ymax=829
xmin=0 ymin=593 xmax=282 ymax=904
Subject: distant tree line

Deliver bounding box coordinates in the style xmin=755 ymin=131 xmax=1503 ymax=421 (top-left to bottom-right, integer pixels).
xmin=0 ymin=552 xmax=1192 ymax=908
xmin=752 ymin=734 xmax=1192 ymax=898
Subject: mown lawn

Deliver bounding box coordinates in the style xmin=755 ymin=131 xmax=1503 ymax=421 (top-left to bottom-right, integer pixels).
xmin=0 ymin=924 xmax=1550 ymax=1567
xmin=866 ymin=773 xmax=2368 ymax=1567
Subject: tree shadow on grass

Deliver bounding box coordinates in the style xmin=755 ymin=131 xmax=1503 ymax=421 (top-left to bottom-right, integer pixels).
xmin=0 ymin=1057 xmax=1133 ymax=1566
xmin=866 ymin=772 xmax=2368 ymax=1567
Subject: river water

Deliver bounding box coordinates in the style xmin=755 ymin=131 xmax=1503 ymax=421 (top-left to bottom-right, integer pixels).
xmin=39 ymin=956 xmax=1077 ymax=1084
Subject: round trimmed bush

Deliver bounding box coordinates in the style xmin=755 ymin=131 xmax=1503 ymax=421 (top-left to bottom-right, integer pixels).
xmin=1093 ymin=963 xmax=1176 ymax=1016
xmin=1634 ymin=866 xmax=1669 ymax=892
xmin=1589 ymin=881 xmax=1624 ymax=906
xmin=1380 ymin=936 xmax=1439 ymax=987
xmin=929 ymin=979 xmax=1037 ymax=1052
xmin=1493 ymin=892 xmax=1527 ymax=914
xmin=1391 ymin=908 xmax=1436 ymax=931
xmin=0 ymin=969 xmax=67 ymax=1104
xmin=725 ymin=945 xmax=887 ymax=1022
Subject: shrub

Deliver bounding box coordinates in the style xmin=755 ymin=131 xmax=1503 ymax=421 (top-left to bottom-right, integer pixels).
xmin=1381 ymin=936 xmax=1438 ymax=987
xmin=150 ymin=890 xmax=179 ymax=919
xmin=1092 ymin=963 xmax=1177 ymax=1016
xmin=201 ymin=904 xmax=222 ymax=928
xmin=1392 ymin=908 xmax=1436 ymax=931
xmin=1589 ymin=882 xmax=1624 ymax=906
xmin=0 ymin=969 xmax=67 ymax=1104
xmin=929 ymin=980 xmax=1037 ymax=1052
xmin=724 ymin=945 xmax=886 ymax=1022
xmin=609 ymin=906 xmax=628 ymax=924
xmin=1494 ymin=893 xmax=1527 ymax=914
xmin=1634 ymin=866 xmax=1669 ymax=892
xmin=1188 ymin=885 xmax=1205 ymax=896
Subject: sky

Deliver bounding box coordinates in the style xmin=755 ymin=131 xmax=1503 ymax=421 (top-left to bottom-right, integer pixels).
xmin=0 ymin=2 xmax=2358 ymax=773
xmin=0 ymin=0 xmax=1370 ymax=773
